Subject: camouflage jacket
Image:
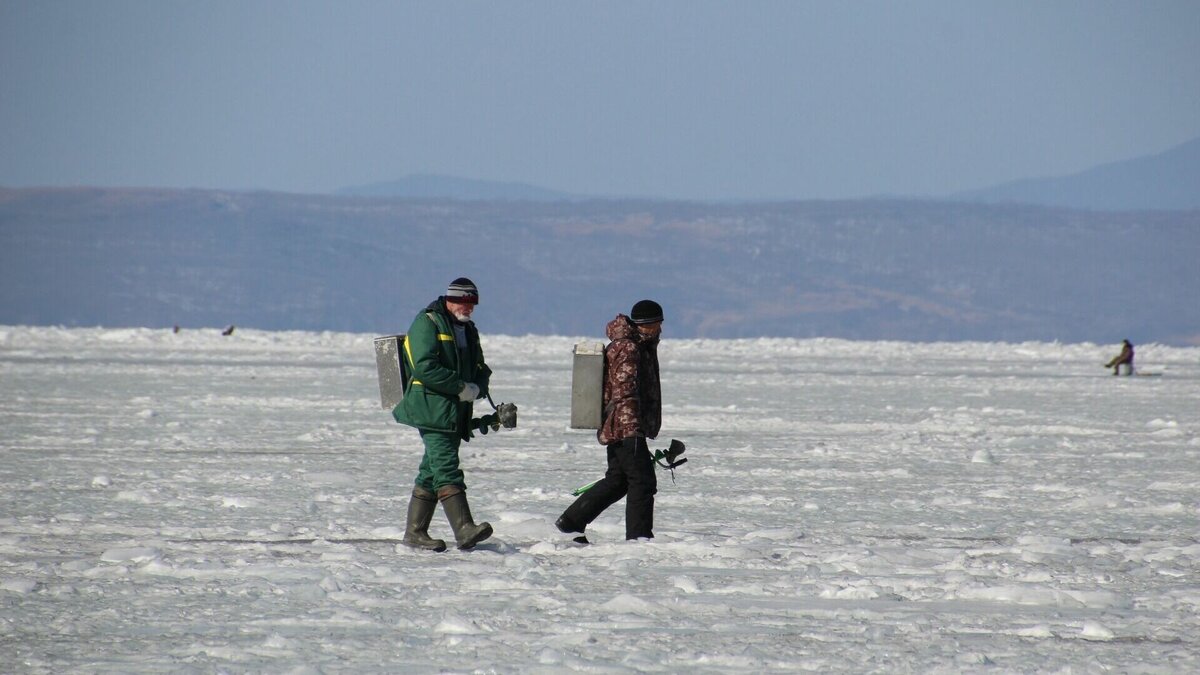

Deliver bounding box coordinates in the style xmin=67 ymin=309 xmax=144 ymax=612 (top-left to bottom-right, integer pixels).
xmin=598 ymin=314 xmax=661 ymax=445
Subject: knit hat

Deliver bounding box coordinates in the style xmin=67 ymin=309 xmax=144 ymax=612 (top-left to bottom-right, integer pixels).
xmin=630 ymin=299 xmax=663 ymax=324
xmin=446 ymin=277 xmax=479 ymax=304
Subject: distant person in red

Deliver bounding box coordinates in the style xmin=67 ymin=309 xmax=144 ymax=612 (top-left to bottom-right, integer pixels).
xmin=1105 ymin=339 xmax=1134 ymax=376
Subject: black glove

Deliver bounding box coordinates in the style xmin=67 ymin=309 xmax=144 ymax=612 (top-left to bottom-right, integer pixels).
xmin=475 ymin=414 xmax=500 ymax=433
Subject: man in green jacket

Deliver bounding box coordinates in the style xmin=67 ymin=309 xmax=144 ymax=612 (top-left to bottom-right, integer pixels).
xmin=393 ymin=278 xmax=494 ymax=551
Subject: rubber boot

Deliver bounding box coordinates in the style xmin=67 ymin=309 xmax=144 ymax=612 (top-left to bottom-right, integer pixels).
xmin=438 ymin=486 xmax=493 ymax=550
xmin=402 ymin=487 xmax=447 ymax=552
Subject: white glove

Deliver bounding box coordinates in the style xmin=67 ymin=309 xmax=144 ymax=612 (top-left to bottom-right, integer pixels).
xmin=458 ymin=382 xmax=480 ymax=402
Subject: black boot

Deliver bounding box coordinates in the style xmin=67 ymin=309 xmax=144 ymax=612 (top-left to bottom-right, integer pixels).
xmin=438 ymin=486 xmax=493 ymax=550
xmin=555 ymin=514 xmax=590 ymax=544
xmin=558 ymin=478 xmax=626 ymax=536
xmin=555 ymin=513 xmax=584 ymax=534
xmin=402 ymin=487 xmax=447 ymax=552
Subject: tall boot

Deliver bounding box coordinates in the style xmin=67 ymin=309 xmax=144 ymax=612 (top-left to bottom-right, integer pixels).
xmin=438 ymin=486 xmax=493 ymax=550
xmin=402 ymin=487 xmax=446 ymax=552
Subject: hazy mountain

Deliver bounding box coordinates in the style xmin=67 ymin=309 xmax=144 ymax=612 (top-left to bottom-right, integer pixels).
xmin=340 ymin=138 xmax=1200 ymax=210
xmin=1 ymin=187 xmax=1197 ymax=345
xmin=337 ymin=174 xmax=578 ymax=201
xmin=952 ymin=136 xmax=1200 ymax=211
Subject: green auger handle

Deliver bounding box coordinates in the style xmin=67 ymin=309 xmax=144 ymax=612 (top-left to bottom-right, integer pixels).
xmin=571 ymin=479 xmax=600 ymax=496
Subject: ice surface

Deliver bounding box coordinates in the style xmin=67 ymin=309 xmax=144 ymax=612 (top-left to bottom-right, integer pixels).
xmin=1 ymin=326 xmax=1198 ymax=672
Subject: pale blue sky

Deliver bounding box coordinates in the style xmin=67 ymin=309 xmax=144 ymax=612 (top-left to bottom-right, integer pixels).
xmin=2 ymin=1 xmax=1198 ymax=200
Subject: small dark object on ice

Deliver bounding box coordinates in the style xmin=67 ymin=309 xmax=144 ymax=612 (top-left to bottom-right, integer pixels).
xmin=222 ymin=325 xmax=235 ymax=336
xmin=572 ymin=535 xmax=590 ymax=545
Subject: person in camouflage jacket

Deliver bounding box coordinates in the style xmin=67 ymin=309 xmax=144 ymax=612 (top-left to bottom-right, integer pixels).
xmin=556 ymin=300 xmax=664 ymax=541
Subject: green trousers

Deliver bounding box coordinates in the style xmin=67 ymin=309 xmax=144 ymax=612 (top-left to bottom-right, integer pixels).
xmin=415 ymin=430 xmax=465 ymax=491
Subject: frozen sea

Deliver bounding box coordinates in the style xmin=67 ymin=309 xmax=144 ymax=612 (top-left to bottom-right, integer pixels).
xmin=1 ymin=326 xmax=1198 ymax=673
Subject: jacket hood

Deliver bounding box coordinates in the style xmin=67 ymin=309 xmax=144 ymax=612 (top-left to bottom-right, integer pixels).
xmin=606 ymin=314 xmax=637 ymax=342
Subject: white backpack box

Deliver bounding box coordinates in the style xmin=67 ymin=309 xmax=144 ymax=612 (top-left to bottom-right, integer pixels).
xmin=374 ymin=334 xmax=408 ymax=410
xmin=570 ymin=342 xmax=605 ymax=429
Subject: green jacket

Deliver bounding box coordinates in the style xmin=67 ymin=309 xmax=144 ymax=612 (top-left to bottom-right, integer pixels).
xmin=392 ymin=298 xmax=492 ymax=440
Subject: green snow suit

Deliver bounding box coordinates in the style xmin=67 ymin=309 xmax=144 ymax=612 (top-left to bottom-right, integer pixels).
xmin=392 ymin=298 xmax=492 ymax=491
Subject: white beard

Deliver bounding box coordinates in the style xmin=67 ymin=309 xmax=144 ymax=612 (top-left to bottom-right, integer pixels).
xmin=450 ymin=309 xmax=473 ymax=322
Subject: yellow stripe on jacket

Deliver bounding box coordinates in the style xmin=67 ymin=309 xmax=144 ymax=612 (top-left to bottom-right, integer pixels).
xmin=404 ymin=333 xmax=455 ymax=386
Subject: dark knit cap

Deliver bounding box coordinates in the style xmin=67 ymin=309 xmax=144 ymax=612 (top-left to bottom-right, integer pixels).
xmin=446 ymin=277 xmax=479 ymax=304
xmin=630 ymin=299 xmax=663 ymax=324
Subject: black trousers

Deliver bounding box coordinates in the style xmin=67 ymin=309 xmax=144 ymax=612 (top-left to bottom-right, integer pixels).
xmin=561 ymin=437 xmax=657 ymax=539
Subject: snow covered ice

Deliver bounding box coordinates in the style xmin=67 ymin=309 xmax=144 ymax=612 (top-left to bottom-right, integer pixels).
xmin=2 ymin=326 xmax=1199 ymax=673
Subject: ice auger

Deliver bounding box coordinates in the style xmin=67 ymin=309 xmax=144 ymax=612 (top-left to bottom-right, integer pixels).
xmin=571 ymin=439 xmax=689 ymax=495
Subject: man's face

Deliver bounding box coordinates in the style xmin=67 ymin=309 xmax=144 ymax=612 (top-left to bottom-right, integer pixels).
xmin=446 ymin=300 xmax=476 ymax=322
xmin=636 ymin=321 xmax=662 ymax=339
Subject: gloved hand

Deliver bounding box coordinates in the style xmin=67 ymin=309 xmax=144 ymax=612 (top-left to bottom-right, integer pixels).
xmin=458 ymin=382 xmax=480 ymax=402
xmin=476 ymin=413 xmax=500 ymax=432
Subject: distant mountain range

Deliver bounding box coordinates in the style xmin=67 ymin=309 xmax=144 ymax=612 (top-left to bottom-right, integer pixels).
xmin=337 ymin=174 xmax=578 ymax=202
xmin=2 ymin=187 xmax=1197 ymax=345
xmin=336 ymin=137 xmax=1200 ymax=211
xmin=951 ymin=136 xmax=1200 ymax=211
